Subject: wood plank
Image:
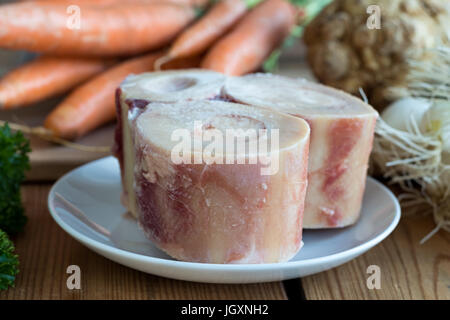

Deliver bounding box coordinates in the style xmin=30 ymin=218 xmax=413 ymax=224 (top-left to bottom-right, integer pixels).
xmin=302 ymin=212 xmax=450 ymax=300
xmin=0 ymin=184 xmax=288 ymax=300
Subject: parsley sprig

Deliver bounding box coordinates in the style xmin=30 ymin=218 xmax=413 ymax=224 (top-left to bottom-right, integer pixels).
xmin=0 ymin=123 xmax=30 ymax=235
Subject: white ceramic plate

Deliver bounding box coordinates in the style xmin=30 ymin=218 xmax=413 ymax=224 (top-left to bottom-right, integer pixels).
xmin=48 ymin=156 xmax=400 ymax=284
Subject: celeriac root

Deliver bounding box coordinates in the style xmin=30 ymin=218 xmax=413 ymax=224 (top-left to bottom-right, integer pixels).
xmin=373 ymin=118 xmax=450 ymax=237
xmin=372 ymin=45 xmax=450 ymax=241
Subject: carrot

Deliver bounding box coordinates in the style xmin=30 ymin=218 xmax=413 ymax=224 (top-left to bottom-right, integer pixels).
xmin=0 ymin=2 xmax=196 ymax=56
xmin=22 ymin=0 xmax=210 ymax=7
xmin=0 ymin=56 xmax=113 ymax=110
xmin=156 ymin=0 xmax=260 ymax=69
xmin=22 ymin=0 xmax=128 ymax=4
xmin=201 ymin=0 xmax=297 ymax=75
xmin=44 ymin=52 xmax=200 ymax=139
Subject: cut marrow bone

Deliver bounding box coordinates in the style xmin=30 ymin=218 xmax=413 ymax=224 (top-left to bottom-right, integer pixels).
xmin=114 ymin=70 xmax=225 ymax=219
xmin=116 ymin=74 xmax=310 ymax=263
xmin=120 ymin=69 xmax=226 ymax=102
xmin=223 ymin=73 xmax=378 ymax=228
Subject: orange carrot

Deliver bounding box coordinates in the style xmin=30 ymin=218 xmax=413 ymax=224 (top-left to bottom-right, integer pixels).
xmin=0 ymin=2 xmax=196 ymax=56
xmin=0 ymin=56 xmax=113 ymax=109
xmin=23 ymin=0 xmax=128 ymax=4
xmin=44 ymin=52 xmax=200 ymax=139
xmin=201 ymin=0 xmax=297 ymax=75
xmin=157 ymin=0 xmax=258 ymax=68
xmin=23 ymin=0 xmax=210 ymax=6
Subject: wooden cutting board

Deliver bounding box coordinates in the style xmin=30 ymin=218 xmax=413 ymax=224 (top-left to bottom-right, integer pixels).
xmin=0 ymin=44 xmax=315 ymax=181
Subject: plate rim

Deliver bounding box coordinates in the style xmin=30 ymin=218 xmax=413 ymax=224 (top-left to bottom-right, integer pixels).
xmin=48 ymin=156 xmax=401 ymax=272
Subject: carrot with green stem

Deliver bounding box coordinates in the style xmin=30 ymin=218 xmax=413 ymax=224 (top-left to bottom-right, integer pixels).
xmin=155 ymin=0 xmax=262 ymax=69
xmin=0 ymin=2 xmax=197 ymax=56
xmin=0 ymin=56 xmax=114 ymax=109
xmin=201 ymin=0 xmax=298 ymax=76
xmin=263 ymin=0 xmax=332 ymax=72
xmin=44 ymin=52 xmax=200 ymax=139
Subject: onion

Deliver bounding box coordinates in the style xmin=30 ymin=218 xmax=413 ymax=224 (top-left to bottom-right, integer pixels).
xmin=382 ymin=97 xmax=431 ymax=132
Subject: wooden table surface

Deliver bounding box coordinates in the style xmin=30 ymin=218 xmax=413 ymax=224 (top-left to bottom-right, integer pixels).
xmin=1 ymin=183 xmax=448 ymax=300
